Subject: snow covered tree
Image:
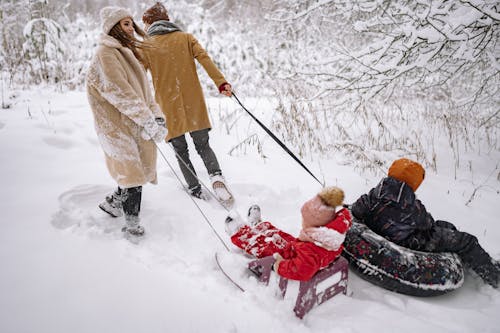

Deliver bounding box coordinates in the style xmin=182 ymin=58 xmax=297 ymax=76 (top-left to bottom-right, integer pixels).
xmin=267 ymin=0 xmax=498 ymax=106
xmin=22 ymin=0 xmax=66 ymax=85
xmin=328 ymin=1 xmax=496 ymax=113
xmin=1 ymin=0 xmax=30 ymax=83
xmin=192 ymin=0 xmax=274 ymax=95
xmin=264 ymin=0 xmax=499 ymax=173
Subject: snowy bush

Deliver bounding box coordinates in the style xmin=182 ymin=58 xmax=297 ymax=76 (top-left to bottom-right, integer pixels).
xmin=264 ymin=0 xmax=499 ymax=175
xmin=22 ymin=17 xmax=65 ymax=85
xmin=0 ymin=0 xmax=498 ymax=177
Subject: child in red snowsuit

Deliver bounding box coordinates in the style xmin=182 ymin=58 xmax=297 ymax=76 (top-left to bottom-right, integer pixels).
xmin=226 ymin=187 xmax=352 ymax=281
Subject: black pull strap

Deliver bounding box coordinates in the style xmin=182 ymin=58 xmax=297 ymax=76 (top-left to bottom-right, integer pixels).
xmin=232 ymin=93 xmax=324 ymax=186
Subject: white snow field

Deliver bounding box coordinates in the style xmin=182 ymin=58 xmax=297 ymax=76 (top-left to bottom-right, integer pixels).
xmin=0 ymin=88 xmax=499 ymax=333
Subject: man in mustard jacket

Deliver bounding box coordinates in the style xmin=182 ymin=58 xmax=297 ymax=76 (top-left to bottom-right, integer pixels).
xmin=141 ymin=2 xmax=233 ymax=205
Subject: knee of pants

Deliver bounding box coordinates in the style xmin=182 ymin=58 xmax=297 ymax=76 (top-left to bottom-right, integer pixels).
xmin=435 ymin=220 xmax=457 ymax=231
xmin=424 ymin=227 xmax=463 ymax=252
xmin=443 ymin=230 xmax=478 ymax=255
xmin=462 ymin=233 xmax=479 ymax=249
xmin=192 ymin=134 xmax=210 ymax=154
xmin=171 ymin=138 xmax=189 ymax=156
xmin=194 ymin=142 xmax=211 ymax=156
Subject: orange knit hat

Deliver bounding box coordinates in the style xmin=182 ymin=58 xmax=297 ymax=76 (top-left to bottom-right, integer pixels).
xmin=388 ymin=158 xmax=425 ymax=192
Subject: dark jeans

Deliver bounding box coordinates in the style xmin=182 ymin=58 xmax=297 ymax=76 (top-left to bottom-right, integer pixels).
xmin=118 ymin=186 xmax=142 ymax=217
xmin=169 ymin=129 xmax=221 ymax=190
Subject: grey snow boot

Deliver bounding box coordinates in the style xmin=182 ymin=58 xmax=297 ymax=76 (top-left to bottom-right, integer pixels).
xmin=99 ymin=188 xmax=123 ymax=217
xmin=122 ymin=215 xmax=145 ymax=237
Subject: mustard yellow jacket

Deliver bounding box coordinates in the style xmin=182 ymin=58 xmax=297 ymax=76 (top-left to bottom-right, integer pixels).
xmin=142 ymin=31 xmax=227 ymax=140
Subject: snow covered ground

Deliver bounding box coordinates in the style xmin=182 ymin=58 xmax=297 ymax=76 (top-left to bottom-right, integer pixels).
xmin=0 ymin=88 xmax=499 ymax=333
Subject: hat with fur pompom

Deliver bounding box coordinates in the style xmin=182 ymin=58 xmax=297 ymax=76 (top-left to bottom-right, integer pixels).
xmin=388 ymin=158 xmax=425 ymax=192
xmin=100 ymin=6 xmax=133 ymax=34
xmin=301 ymin=187 xmax=344 ymax=228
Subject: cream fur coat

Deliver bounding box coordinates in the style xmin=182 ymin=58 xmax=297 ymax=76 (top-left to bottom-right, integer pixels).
xmin=86 ymin=34 xmax=164 ymax=188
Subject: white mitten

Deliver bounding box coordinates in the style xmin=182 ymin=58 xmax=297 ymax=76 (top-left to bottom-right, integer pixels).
xmin=273 ymin=253 xmax=284 ymax=273
xmin=141 ymin=119 xmax=158 ymax=140
xmin=141 ymin=118 xmax=168 ymax=143
xmin=151 ymin=125 xmax=168 ymax=143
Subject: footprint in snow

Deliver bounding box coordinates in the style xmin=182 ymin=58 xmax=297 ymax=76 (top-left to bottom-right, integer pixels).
xmin=51 ymin=184 xmax=123 ymax=237
xmin=42 ymin=135 xmax=75 ymax=149
xmin=48 ymin=109 xmax=67 ymax=116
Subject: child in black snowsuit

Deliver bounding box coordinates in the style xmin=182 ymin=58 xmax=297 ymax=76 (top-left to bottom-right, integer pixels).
xmin=351 ymin=158 xmax=499 ymax=288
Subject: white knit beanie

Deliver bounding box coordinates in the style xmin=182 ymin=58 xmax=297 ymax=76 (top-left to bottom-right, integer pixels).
xmin=100 ymin=6 xmax=133 ymax=34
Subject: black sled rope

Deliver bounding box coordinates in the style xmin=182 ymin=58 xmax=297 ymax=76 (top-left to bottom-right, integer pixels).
xmin=165 ymin=142 xmax=231 ymax=212
xmin=153 ymin=141 xmax=231 ymax=252
xmin=232 ymin=93 xmax=324 ymax=186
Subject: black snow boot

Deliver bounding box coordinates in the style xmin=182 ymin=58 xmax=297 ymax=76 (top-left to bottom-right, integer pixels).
xmin=474 ymin=263 xmax=499 ymax=289
xmin=121 ymin=187 xmax=145 ymax=238
xmin=189 ymin=185 xmax=208 ymax=200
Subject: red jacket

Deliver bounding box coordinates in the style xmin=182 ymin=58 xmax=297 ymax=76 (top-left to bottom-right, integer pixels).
xmin=231 ymin=208 xmax=352 ymax=281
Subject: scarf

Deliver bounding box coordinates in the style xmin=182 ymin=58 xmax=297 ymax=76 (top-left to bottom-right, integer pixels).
xmin=147 ymin=20 xmax=182 ymax=36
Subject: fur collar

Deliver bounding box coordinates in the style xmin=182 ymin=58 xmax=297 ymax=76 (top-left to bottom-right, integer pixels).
xmin=99 ymin=34 xmax=123 ymax=49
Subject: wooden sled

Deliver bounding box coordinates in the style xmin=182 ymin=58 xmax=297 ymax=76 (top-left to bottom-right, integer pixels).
xmin=248 ymin=256 xmax=349 ymax=319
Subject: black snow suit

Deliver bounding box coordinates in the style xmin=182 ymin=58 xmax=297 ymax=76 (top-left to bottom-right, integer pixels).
xmin=351 ymin=177 xmax=499 ymax=288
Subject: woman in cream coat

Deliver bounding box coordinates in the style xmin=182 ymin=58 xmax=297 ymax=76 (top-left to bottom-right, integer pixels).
xmin=86 ymin=6 xmax=167 ymax=238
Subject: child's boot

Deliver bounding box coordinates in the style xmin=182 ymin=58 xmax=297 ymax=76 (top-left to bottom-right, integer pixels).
xmin=465 ymin=241 xmax=499 ymax=288
xmin=247 ymin=204 xmax=261 ymax=226
xmin=225 ymin=210 xmax=245 ymax=236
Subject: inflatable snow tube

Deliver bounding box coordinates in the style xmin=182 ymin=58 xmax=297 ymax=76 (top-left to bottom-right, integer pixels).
xmin=342 ymin=221 xmax=464 ymax=296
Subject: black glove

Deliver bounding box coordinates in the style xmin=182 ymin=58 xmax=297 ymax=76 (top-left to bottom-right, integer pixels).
xmin=155 ymin=117 xmax=166 ymax=127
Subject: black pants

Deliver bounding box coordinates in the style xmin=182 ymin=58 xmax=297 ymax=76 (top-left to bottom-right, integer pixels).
xmin=402 ymin=220 xmax=474 ymax=255
xmin=170 ymin=129 xmax=221 ymax=190
xmin=117 ymin=186 xmax=142 ymax=217
xmin=401 ymin=220 xmax=497 ymax=286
